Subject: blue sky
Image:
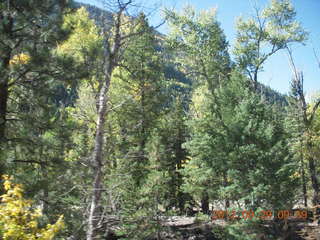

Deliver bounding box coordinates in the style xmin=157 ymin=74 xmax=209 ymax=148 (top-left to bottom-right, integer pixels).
xmin=77 ymin=0 xmax=320 ymax=97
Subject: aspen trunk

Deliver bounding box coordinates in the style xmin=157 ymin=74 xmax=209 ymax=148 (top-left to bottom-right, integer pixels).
xmin=86 ymin=2 xmax=132 ymax=238
xmin=86 ymin=62 xmax=113 ymax=240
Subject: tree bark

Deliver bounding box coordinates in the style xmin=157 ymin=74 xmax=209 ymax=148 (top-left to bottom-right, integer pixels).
xmin=0 ymin=12 xmax=14 ymax=141
xmin=308 ymin=156 xmax=319 ymax=205
xmin=300 ymin=141 xmax=308 ymax=207
xmin=201 ymin=191 xmax=209 ymax=214
xmin=223 ymin=172 xmax=230 ymax=209
xmin=86 ymin=59 xmax=113 ymax=240
xmin=0 ymin=49 xmax=11 ymax=142
xmin=253 ymin=70 xmax=258 ymax=91
xmin=176 ymin=131 xmax=186 ymax=213
xmin=301 ymin=162 xmax=308 ymax=207
xmin=86 ymin=2 xmax=135 ymax=238
xmin=0 ymin=81 xmax=8 ymax=141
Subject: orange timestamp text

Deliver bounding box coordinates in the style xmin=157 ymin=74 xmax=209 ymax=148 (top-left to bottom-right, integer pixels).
xmin=211 ymin=209 xmax=308 ymax=221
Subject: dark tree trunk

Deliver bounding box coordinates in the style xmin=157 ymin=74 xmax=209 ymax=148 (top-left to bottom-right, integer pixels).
xmin=175 ymin=125 xmax=187 ymax=213
xmin=0 ymin=52 xmax=11 ymax=142
xmin=302 ymin=163 xmax=308 ymax=207
xmin=308 ymin=157 xmax=320 ymax=205
xmin=305 ymin=138 xmax=320 ymax=205
xmin=252 ymin=70 xmax=258 ymax=91
xmin=201 ymin=191 xmax=209 ymax=214
xmin=300 ymin=142 xmax=308 ymax=207
xmin=136 ymin=80 xmax=147 ymax=187
xmin=0 ymin=81 xmax=8 ymax=141
xmin=0 ymin=14 xmax=13 ymax=142
xmin=223 ymin=172 xmax=230 ymax=209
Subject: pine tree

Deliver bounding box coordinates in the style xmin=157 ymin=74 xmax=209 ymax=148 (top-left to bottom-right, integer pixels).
xmin=109 ymin=13 xmax=167 ymax=187
xmin=166 ymin=5 xmax=231 ymax=213
xmin=184 ymin=71 xmax=298 ymax=211
xmin=0 ymin=0 xmax=72 ymax=141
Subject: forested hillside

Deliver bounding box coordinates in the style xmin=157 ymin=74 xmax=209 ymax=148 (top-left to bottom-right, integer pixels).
xmin=0 ymin=0 xmax=319 ymax=239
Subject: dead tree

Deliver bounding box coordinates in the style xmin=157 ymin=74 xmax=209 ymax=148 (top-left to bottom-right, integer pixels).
xmin=86 ymin=1 xmax=163 ymax=239
xmin=287 ymin=47 xmax=320 ymax=206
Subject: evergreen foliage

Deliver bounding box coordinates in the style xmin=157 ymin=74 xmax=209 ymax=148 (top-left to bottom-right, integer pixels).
xmin=0 ymin=0 xmax=319 ymax=239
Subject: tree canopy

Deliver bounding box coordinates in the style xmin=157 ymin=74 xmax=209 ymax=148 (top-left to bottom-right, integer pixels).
xmin=1 ymin=1 xmax=319 ymax=239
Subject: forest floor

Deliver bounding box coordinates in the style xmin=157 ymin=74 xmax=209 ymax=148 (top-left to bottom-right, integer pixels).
xmin=107 ymin=215 xmax=320 ymax=239
xmin=159 ymin=216 xmax=320 ymax=240
xmin=130 ymin=216 xmax=320 ymax=240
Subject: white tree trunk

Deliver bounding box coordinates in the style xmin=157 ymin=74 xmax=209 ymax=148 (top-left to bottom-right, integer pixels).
xmin=87 ymin=62 xmax=113 ymax=239
xmin=86 ymin=2 xmax=134 ymax=238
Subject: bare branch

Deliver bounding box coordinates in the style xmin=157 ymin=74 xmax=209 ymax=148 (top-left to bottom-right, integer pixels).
xmin=286 ymin=47 xmax=309 ymax=124
xmin=313 ymin=47 xmax=320 ymax=70
xmin=309 ymin=99 xmax=320 ymax=124
xmin=286 ymin=46 xmax=299 ymax=82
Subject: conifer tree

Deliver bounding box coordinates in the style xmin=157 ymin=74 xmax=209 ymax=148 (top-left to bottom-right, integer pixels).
xmin=0 ymin=0 xmax=72 ymax=141
xmin=184 ymin=70 xmax=298 ymax=212
xmin=166 ymin=5 xmax=231 ymax=212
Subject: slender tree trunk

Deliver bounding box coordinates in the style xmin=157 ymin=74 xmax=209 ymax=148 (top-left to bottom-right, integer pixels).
xmin=87 ymin=62 xmax=113 ymax=240
xmin=86 ymin=3 xmax=132 ymax=238
xmin=307 ymin=155 xmax=320 ymax=205
xmin=201 ymin=191 xmax=209 ymax=214
xmin=176 ymin=137 xmax=185 ymax=212
xmin=0 ymin=14 xmax=13 ymax=142
xmin=309 ymin=156 xmax=319 ymax=205
xmin=305 ymin=138 xmax=320 ymax=205
xmin=305 ymin=138 xmax=320 ymax=224
xmin=252 ymin=70 xmax=258 ymax=91
xmin=87 ymin=166 xmax=103 ymax=240
xmin=136 ymin=82 xmax=146 ymax=186
xmin=223 ymin=172 xmax=230 ymax=209
xmin=300 ymin=141 xmax=308 ymax=207
xmin=0 ymin=75 xmax=8 ymax=194
xmin=0 ymin=81 xmax=8 ymax=141
xmin=0 ymin=53 xmax=11 ymax=142
xmin=172 ymin=116 xmax=186 ymax=212
xmin=301 ymin=162 xmax=308 ymax=207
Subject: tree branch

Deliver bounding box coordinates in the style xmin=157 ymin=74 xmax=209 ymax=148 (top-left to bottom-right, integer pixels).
xmin=12 ymin=160 xmax=48 ymax=165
